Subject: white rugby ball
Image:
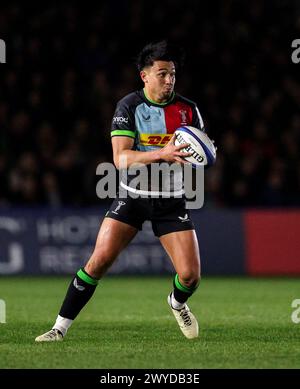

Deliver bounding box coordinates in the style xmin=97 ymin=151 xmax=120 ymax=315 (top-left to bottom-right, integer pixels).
xmin=174 ymin=126 xmax=216 ymax=167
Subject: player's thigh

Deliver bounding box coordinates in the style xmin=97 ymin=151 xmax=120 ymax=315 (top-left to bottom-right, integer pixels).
xmin=95 ymin=217 xmax=138 ymax=255
xmin=159 ymin=229 xmax=201 ymax=279
xmin=86 ymin=218 xmax=138 ymax=276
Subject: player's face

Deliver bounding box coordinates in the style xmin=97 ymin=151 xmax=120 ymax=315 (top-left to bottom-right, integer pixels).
xmin=141 ymin=61 xmax=176 ymax=102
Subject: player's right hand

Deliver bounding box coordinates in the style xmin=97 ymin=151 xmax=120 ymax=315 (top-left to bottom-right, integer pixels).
xmin=158 ymin=134 xmax=192 ymax=164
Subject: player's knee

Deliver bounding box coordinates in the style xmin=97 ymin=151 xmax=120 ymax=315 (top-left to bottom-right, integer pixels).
xmin=179 ymin=270 xmax=201 ymax=289
xmin=86 ymin=247 xmax=114 ymax=274
xmin=94 ymin=247 xmax=114 ymax=265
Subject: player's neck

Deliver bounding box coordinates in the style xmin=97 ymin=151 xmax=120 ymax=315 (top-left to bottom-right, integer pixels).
xmin=143 ymin=88 xmax=174 ymax=105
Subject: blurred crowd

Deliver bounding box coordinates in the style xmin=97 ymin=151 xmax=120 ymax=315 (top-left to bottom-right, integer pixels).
xmin=0 ymin=0 xmax=299 ymax=208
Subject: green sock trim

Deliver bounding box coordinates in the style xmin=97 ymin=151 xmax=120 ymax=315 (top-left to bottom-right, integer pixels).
xmin=77 ymin=269 xmax=98 ymax=286
xmin=174 ymin=274 xmax=196 ymax=293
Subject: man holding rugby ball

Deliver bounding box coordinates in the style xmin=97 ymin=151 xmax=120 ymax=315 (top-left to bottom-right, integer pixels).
xmin=35 ymin=40 xmax=206 ymax=342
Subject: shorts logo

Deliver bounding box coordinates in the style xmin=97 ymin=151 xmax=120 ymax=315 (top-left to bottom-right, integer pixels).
xmin=140 ymin=134 xmax=172 ymax=146
xmin=112 ymin=201 xmax=126 ymax=215
xmin=178 ymin=214 xmax=190 ymax=222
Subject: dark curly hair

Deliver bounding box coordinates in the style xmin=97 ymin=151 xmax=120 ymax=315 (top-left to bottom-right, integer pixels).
xmin=136 ymin=40 xmax=185 ymax=71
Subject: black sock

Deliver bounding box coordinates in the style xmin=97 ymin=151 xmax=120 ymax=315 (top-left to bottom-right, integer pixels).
xmin=173 ymin=274 xmax=199 ymax=304
xmin=59 ymin=268 xmax=98 ymax=320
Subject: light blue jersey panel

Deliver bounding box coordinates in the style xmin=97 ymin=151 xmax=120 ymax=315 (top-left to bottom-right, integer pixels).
xmin=135 ymin=103 xmax=167 ymax=151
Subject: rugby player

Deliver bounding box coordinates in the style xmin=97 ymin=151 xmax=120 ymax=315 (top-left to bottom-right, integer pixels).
xmin=35 ymin=40 xmax=205 ymax=342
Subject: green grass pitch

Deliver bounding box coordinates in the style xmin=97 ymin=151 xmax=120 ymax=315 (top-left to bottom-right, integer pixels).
xmin=0 ymin=276 xmax=299 ymax=369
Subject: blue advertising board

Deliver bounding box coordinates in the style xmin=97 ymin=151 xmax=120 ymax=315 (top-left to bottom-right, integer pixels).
xmin=0 ymin=207 xmax=245 ymax=275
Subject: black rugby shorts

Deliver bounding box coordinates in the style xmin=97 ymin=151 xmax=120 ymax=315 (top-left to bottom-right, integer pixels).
xmin=105 ymin=196 xmax=195 ymax=237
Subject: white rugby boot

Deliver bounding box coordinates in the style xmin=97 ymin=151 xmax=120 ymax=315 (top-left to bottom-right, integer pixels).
xmin=35 ymin=329 xmax=63 ymax=342
xmin=167 ymin=294 xmax=199 ymax=339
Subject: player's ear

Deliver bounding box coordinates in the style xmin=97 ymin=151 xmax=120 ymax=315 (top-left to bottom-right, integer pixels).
xmin=140 ymin=70 xmax=148 ymax=83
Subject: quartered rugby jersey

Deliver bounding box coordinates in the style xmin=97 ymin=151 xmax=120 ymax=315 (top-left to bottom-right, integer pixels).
xmin=110 ymin=89 xmax=205 ymax=195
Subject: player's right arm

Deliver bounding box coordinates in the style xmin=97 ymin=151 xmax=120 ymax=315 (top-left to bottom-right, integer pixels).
xmin=112 ymin=135 xmax=191 ymax=169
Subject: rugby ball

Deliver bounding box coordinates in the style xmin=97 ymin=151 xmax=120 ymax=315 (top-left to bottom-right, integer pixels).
xmin=174 ymin=126 xmax=216 ymax=167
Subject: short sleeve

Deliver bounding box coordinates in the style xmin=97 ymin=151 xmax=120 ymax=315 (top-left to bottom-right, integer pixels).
xmin=111 ymin=101 xmax=136 ymax=139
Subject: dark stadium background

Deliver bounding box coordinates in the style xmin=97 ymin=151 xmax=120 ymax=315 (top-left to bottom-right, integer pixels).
xmin=0 ymin=0 xmax=299 ymax=275
xmin=1 ymin=0 xmax=299 ymax=207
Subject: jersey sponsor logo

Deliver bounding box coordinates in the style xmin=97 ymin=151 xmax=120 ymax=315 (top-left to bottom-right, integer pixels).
xmin=113 ymin=116 xmax=129 ymax=124
xmin=139 ymin=134 xmax=172 ymax=146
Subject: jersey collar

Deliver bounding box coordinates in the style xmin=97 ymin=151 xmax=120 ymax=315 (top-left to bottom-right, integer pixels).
xmin=142 ymin=88 xmax=175 ymax=107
